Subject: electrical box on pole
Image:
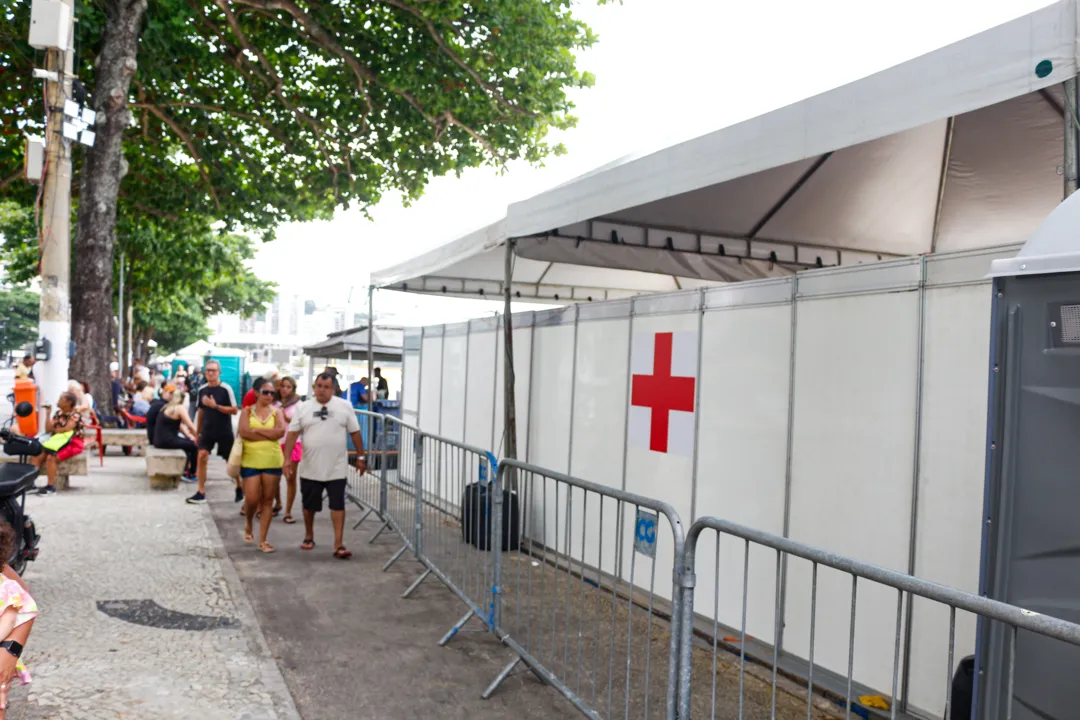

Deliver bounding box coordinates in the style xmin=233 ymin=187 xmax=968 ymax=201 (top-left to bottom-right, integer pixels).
xmin=24 ymin=138 xmax=44 ymax=183
xmin=28 ymin=0 xmax=71 ymax=50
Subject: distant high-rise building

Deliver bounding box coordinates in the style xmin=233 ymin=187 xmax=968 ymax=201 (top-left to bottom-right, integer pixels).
xmin=289 ymin=294 xmax=299 ymax=334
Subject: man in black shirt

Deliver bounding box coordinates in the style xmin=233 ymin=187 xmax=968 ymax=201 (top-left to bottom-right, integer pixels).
xmin=187 ymin=360 xmax=239 ymax=505
xmin=373 ymin=367 xmax=389 ymax=398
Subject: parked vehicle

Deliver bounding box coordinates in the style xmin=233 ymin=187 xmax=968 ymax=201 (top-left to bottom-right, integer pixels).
xmin=0 ymin=402 xmax=42 ymax=574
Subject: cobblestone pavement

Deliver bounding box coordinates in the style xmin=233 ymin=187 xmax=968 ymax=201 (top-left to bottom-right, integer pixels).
xmin=7 ymin=453 xmax=300 ymax=720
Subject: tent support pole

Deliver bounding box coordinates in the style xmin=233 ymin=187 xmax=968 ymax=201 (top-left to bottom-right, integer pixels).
xmin=1066 ymin=76 xmax=1079 ymax=198
xmin=930 ymin=116 xmax=955 ymax=254
xmin=900 ymin=254 xmax=929 ymax=711
xmin=368 ymin=284 xmax=375 ymax=407
xmin=503 ymin=239 xmax=518 ymax=464
xmin=776 ymin=276 xmax=799 ymax=657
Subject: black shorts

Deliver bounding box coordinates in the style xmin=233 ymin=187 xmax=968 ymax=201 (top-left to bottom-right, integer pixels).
xmin=198 ymin=433 xmax=234 ymax=459
xmin=300 ymin=478 xmax=347 ymax=513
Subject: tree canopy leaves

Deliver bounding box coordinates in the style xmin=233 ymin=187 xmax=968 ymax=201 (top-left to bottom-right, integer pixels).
xmin=0 ymin=285 xmax=39 ymax=354
xmin=0 ymin=0 xmax=599 ymax=366
xmin=2 ymin=1 xmax=597 ymax=236
xmin=0 ymin=200 xmax=273 ymax=356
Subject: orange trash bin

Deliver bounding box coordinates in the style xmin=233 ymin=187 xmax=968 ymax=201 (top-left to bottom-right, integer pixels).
xmin=12 ymin=378 xmax=38 ymax=437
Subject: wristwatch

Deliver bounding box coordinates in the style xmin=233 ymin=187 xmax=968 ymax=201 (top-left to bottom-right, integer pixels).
xmin=0 ymin=641 xmax=23 ymax=659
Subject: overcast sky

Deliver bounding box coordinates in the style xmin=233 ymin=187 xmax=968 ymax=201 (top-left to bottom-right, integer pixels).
xmin=249 ymin=0 xmax=1052 ymax=323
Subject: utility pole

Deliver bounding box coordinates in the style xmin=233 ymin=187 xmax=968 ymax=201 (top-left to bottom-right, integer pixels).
xmin=37 ymin=0 xmax=76 ymax=425
xmin=117 ymin=252 xmax=125 ymax=377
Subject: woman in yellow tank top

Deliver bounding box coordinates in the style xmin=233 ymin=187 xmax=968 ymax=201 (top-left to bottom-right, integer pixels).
xmin=238 ymin=386 xmax=286 ymax=553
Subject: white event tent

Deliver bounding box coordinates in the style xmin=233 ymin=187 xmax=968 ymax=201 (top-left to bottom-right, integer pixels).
xmin=372 ymin=2 xmax=1080 ymax=716
xmin=373 ymin=0 xmax=1077 ymax=301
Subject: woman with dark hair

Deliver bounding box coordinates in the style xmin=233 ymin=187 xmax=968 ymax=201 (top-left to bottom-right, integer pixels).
xmin=238 ymin=384 xmax=286 ymax=553
xmin=242 ymin=376 xmax=270 ymax=409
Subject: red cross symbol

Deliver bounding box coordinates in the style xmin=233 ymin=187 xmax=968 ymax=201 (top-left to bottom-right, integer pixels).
xmin=631 ymin=332 xmax=696 ymax=453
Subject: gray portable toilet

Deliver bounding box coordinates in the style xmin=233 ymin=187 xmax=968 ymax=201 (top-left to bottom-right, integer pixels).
xmin=976 ymin=191 xmax=1080 ymax=719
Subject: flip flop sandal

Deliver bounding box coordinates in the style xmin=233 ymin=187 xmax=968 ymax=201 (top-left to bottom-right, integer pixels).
xmin=283 ymin=515 xmax=296 ymax=525
xmin=244 ymin=533 xmax=254 ymax=544
xmin=259 ymin=543 xmax=276 ymax=554
xmin=301 ymin=538 xmax=315 ymax=551
xmin=334 ymin=546 xmax=353 ymax=559
xmin=272 ymin=506 xmax=282 ymax=517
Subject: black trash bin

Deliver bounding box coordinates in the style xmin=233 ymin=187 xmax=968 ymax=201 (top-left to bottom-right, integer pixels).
xmin=461 ymin=482 xmax=520 ymax=552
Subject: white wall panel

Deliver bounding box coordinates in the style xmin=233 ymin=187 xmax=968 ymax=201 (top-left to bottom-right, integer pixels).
xmin=569 ymin=318 xmax=630 ymax=579
xmin=493 ymin=326 xmax=533 ymax=459
xmin=624 ymin=313 xmax=699 ymax=603
xmin=433 ymin=333 xmax=470 ymax=508
xmin=402 ymin=349 xmax=420 ymax=419
xmin=786 ymin=291 xmax=919 ymax=694
xmin=694 ymin=304 xmax=792 ymax=645
xmin=464 ymin=331 xmax=497 ymax=450
xmin=907 ymin=284 xmax=991 ymax=716
xmin=528 ymin=324 xmax=576 ymax=472
xmin=418 ymin=336 xmax=443 ymax=434
xmin=439 ymin=334 xmax=468 ymax=443
xmin=526 ymin=324 xmax=576 ymax=549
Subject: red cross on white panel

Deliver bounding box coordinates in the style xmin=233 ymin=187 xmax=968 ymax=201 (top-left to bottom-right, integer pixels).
xmin=629 ymin=331 xmax=697 ymax=456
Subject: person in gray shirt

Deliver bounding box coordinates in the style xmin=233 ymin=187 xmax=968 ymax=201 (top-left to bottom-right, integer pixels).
xmin=283 ymin=372 xmax=366 ymax=558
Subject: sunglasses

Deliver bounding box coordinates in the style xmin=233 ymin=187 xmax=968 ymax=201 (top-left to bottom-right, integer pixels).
xmin=259 ymin=389 xmax=275 ymax=396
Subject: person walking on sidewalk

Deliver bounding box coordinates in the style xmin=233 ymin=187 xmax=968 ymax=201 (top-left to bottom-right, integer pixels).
xmin=283 ymin=372 xmax=366 ymax=559
xmin=238 ymin=385 xmax=286 ymax=553
xmin=186 ymin=364 xmax=205 ymax=418
xmin=187 ymin=360 xmax=239 ymax=505
xmin=274 ymin=376 xmax=303 ymax=525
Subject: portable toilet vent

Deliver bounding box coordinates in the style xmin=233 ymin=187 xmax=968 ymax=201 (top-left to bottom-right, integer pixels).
xmin=975 ymin=189 xmax=1080 ymax=720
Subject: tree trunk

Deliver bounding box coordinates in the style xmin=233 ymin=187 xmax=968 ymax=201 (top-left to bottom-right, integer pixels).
xmin=70 ymin=0 xmax=147 ymax=412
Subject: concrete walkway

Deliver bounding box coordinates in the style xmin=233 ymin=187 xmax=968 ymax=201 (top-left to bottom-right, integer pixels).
xmin=7 ymin=454 xmax=299 ymax=720
xmin=206 ymin=478 xmax=575 ymax=720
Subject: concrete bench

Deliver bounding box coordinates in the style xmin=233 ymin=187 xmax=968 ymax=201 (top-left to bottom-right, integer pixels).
xmin=100 ymin=428 xmax=149 ymax=456
xmin=146 ymin=447 xmax=186 ymax=490
xmin=0 ymin=452 xmax=89 ymax=491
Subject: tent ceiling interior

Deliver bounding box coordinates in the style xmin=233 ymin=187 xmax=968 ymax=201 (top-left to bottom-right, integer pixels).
xmin=372 ymin=0 xmax=1077 ymax=303
xmin=302 ymin=326 xmax=404 ymax=362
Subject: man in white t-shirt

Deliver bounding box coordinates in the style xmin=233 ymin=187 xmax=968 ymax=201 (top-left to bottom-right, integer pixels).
xmin=283 ymin=372 xmax=367 ymax=558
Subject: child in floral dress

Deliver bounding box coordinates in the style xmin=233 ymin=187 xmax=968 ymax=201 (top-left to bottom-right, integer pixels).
xmin=0 ymin=520 xmax=37 ymax=715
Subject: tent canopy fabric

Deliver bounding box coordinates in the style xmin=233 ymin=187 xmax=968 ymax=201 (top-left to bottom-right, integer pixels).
xmin=302 ymin=325 xmax=404 ymax=362
xmin=372 ymin=0 xmax=1077 ymax=302
xmin=172 ymin=340 xmax=215 ymax=359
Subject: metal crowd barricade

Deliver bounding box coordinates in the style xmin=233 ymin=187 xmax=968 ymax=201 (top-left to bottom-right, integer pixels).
xmin=398 ymin=429 xmax=501 ymax=647
xmin=347 ymin=410 xmax=386 ymax=529
xmin=676 ymin=516 xmax=1080 ymax=720
xmin=485 ymin=458 xmax=687 ymax=720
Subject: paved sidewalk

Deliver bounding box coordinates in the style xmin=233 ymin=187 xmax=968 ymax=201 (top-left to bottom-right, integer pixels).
xmin=207 ymin=480 xmax=576 ymax=720
xmin=7 ymin=454 xmax=299 ymax=720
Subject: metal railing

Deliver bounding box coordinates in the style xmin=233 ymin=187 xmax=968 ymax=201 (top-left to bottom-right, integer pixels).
xmin=342 ymin=409 xmax=1080 ymax=720
xmin=485 ymin=459 xmax=687 ymax=720
xmin=676 ymin=516 xmax=1080 ymax=720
